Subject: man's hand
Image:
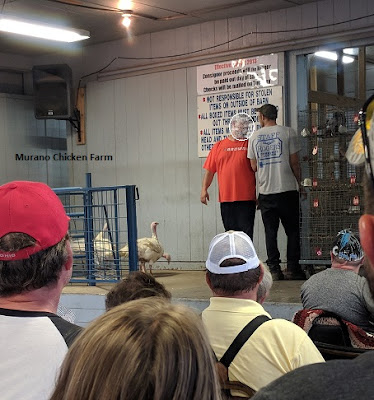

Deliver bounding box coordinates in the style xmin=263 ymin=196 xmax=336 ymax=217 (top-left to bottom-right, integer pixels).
xmin=200 ymin=189 xmax=210 ymax=205
xmin=299 ymin=186 xmax=307 ymax=201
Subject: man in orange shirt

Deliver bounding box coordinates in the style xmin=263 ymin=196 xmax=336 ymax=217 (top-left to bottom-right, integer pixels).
xmin=200 ymin=122 xmax=256 ymax=239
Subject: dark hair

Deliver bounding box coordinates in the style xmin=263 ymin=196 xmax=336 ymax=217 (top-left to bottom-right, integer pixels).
xmin=207 ymin=258 xmax=261 ymax=296
xmin=105 ymin=272 xmax=171 ymax=310
xmin=257 ymin=104 xmax=278 ymax=120
xmin=0 ymin=233 xmax=69 ymax=296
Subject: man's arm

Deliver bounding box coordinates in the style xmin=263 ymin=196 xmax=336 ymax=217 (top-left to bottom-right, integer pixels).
xmin=289 ymin=152 xmax=301 ymax=187
xmin=290 ymin=152 xmax=307 ymax=200
xmin=250 ymin=159 xmax=257 ymax=172
xmin=200 ymin=170 xmax=215 ymax=205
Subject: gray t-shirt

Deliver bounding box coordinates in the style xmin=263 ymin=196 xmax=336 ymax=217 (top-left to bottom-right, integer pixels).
xmin=252 ymin=351 xmax=374 ymax=400
xmin=301 ymin=268 xmax=374 ymax=331
xmin=248 ymin=125 xmax=300 ymax=195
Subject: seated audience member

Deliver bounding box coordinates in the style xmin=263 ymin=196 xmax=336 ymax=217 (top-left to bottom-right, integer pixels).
xmin=202 ymin=231 xmax=324 ymax=393
xmin=300 ymin=229 xmax=374 ymax=332
xmin=105 ymin=271 xmax=171 ymax=310
xmin=0 ymin=181 xmax=82 ymax=400
xmin=256 ymin=263 xmax=273 ymax=304
xmin=252 ymin=96 xmax=374 ymax=400
xmin=50 ymin=298 xmax=222 ymax=400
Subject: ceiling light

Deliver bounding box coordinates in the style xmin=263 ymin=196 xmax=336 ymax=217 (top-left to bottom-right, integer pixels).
xmin=342 ymin=55 xmax=355 ymax=64
xmin=0 ymin=17 xmax=90 ymax=42
xmin=343 ymin=48 xmax=357 ymax=55
xmin=122 ymin=12 xmax=132 ymax=28
xmin=314 ymin=51 xmax=354 ymax=64
xmin=118 ymin=0 xmax=132 ymax=9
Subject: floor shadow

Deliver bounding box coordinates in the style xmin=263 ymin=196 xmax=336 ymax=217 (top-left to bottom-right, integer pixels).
xmin=152 ymin=271 xmax=178 ymax=277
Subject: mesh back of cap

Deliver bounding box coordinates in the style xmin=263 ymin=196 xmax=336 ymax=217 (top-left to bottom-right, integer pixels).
xmin=209 ymin=235 xmax=232 ymax=266
xmin=233 ymin=233 xmax=256 ymax=260
xmin=209 ymin=232 xmax=256 ymax=266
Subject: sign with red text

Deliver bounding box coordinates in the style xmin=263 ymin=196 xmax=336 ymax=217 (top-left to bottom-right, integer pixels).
xmin=197 ymin=54 xmax=278 ymax=96
xmin=198 ymin=85 xmax=283 ymax=157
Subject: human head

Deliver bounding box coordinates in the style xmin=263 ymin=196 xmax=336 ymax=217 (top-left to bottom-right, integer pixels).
xmin=105 ymin=271 xmax=171 ymax=310
xmin=230 ymin=113 xmax=250 ymax=140
xmin=256 ymin=103 xmax=278 ymax=126
xmin=205 ymin=231 xmax=262 ymax=296
xmin=330 ymin=229 xmax=364 ymax=269
xmin=0 ymin=181 xmax=71 ymax=296
xmin=352 ymin=95 xmax=374 ymax=295
xmin=360 ymin=171 xmax=374 ymax=293
xmin=50 ymin=298 xmax=221 ymax=400
xmin=256 ymin=263 xmax=273 ymax=304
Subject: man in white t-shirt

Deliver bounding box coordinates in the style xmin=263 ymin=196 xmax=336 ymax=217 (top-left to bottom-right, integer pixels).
xmin=248 ymin=104 xmax=305 ymax=280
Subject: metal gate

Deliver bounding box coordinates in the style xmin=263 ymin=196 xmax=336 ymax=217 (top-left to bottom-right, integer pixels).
xmin=298 ymin=107 xmax=364 ymax=274
xmin=54 ymin=174 xmax=138 ymax=285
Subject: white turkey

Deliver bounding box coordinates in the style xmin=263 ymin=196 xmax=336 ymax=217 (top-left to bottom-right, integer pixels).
xmin=71 ymin=223 xmax=114 ymax=264
xmin=120 ymin=221 xmax=171 ymax=274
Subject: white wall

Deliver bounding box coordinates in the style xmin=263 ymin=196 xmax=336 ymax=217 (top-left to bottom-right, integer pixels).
xmin=63 ymin=63 xmax=285 ymax=267
xmin=0 ymin=94 xmax=69 ymax=187
xmin=59 ymin=293 xmax=301 ymax=327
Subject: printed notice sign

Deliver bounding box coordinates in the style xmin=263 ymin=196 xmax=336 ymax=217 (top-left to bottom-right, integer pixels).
xmin=197 ymin=54 xmax=278 ymax=95
xmin=198 ymin=85 xmax=283 ymax=157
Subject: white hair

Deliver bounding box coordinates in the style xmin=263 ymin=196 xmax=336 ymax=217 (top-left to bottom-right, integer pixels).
xmin=257 ymin=263 xmax=273 ymax=303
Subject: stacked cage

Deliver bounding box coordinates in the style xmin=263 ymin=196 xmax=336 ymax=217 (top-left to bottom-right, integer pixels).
xmin=54 ymin=181 xmax=138 ymax=285
xmin=298 ymin=107 xmax=364 ymax=270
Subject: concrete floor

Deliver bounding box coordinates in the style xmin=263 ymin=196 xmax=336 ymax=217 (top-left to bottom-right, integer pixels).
xmin=63 ymin=270 xmax=304 ymax=304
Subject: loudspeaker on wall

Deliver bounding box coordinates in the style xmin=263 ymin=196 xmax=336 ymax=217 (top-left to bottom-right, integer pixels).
xmin=32 ymin=64 xmax=73 ymax=119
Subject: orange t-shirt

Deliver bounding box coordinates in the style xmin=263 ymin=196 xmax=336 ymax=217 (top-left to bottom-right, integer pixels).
xmin=203 ymin=138 xmax=256 ymax=202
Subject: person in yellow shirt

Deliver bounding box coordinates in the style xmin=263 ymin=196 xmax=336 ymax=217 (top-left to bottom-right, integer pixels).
xmin=202 ymin=231 xmax=324 ymax=394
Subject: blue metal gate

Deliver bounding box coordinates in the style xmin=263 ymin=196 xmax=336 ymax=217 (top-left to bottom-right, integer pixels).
xmin=53 ymin=174 xmax=138 ymax=285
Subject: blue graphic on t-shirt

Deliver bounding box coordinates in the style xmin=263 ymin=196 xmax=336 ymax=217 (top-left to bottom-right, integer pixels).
xmin=256 ymin=137 xmax=283 ymax=167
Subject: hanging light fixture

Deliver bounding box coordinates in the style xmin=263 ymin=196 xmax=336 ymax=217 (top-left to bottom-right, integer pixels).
xmin=122 ymin=11 xmax=132 ymax=28
xmin=0 ymin=16 xmax=90 ymax=42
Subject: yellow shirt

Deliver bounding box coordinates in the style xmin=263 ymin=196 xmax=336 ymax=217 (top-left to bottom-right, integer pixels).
xmin=202 ymin=297 xmax=324 ymax=393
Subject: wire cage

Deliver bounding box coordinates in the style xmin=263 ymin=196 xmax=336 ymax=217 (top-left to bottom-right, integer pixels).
xmin=53 ymin=174 xmax=138 ymax=285
xmin=298 ymin=107 xmax=364 ymax=271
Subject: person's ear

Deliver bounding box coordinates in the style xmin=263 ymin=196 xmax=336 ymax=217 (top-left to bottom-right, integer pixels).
xmin=359 ymin=215 xmax=374 ymax=267
xmin=330 ymin=252 xmax=334 ymax=263
xmin=64 ymin=240 xmax=73 ymax=271
xmin=258 ymin=263 xmax=264 ymax=285
xmin=205 ymin=271 xmax=213 ymax=290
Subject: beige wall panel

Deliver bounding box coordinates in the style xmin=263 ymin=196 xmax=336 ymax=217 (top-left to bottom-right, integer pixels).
xmin=285 ymin=7 xmax=302 ymax=42
xmin=350 ymin=0 xmax=369 ymax=29
xmin=271 ymin=9 xmax=287 ymax=43
xmin=301 ymin=3 xmax=318 ymax=37
xmin=316 ymin=0 xmax=334 ymax=36
xmin=187 ymin=24 xmax=203 ymax=53
xmin=175 ymin=26 xmax=189 ymax=56
xmin=332 ymin=0 xmax=351 ymax=33
xmin=214 ymin=20 xmax=229 ymax=53
xmin=228 ymin=16 xmax=244 ymax=51
xmin=242 ymin=14 xmax=259 ymax=48
xmin=256 ymin=12 xmax=272 ymax=45
xmin=200 ymin=21 xmax=215 ymax=55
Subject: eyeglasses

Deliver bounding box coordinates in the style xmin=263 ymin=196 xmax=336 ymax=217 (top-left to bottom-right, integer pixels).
xmin=359 ymin=94 xmax=374 ymax=186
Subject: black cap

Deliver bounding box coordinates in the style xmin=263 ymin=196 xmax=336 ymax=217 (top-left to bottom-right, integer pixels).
xmin=256 ymin=104 xmax=278 ymax=120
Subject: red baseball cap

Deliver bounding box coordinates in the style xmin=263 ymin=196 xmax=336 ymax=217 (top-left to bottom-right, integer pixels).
xmin=0 ymin=181 xmax=70 ymax=261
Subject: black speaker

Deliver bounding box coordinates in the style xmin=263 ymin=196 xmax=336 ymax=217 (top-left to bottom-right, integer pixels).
xmin=32 ymin=64 xmax=73 ymax=119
